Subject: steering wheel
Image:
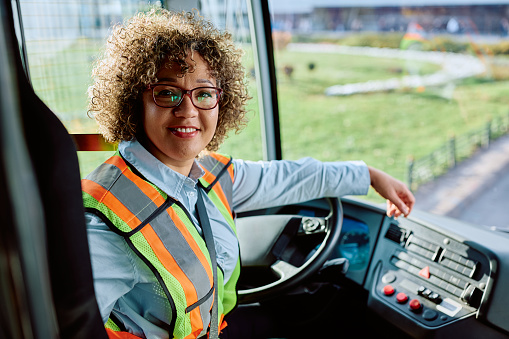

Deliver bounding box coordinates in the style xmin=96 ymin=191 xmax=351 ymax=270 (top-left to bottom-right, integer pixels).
xmin=236 ymin=197 xmax=343 ymax=304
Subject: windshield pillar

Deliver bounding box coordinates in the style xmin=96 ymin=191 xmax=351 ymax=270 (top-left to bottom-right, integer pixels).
xmin=247 ymin=0 xmax=282 ymax=160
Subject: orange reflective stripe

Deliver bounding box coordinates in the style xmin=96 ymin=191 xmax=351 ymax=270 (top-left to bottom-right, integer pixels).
xmin=184 ymin=330 xmax=200 ymax=339
xmin=104 ymin=154 xmax=128 ymax=169
xmin=82 ymin=179 xmax=141 ymax=228
xmin=166 ymin=208 xmax=213 ymax=336
xmin=201 ymin=169 xmax=215 ymax=186
xmin=87 ymin=154 xmax=230 ymax=338
xmin=209 ymin=153 xmax=234 ymax=181
xmin=188 ymin=327 xmax=203 ymax=339
xmin=184 ymin=313 xmax=226 ymax=339
xmin=166 ymin=208 xmax=213 ymax=283
xmin=201 ymin=167 xmax=232 ymax=218
xmin=105 ymin=328 xmax=143 ymax=339
xmin=210 ymin=181 xmax=232 ymax=219
xmin=106 ymin=156 xmax=166 ymax=205
xmin=219 ymin=314 xmax=227 ymax=332
xmin=140 ymin=218 xmax=204 ymax=334
xmin=83 ymin=179 xmax=204 ymax=333
xmin=209 ymin=152 xmax=229 ymax=165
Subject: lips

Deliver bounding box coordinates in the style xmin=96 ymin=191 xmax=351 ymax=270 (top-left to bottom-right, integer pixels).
xmin=169 ymin=126 xmax=199 ymax=138
xmin=173 ymin=127 xmax=197 ymax=133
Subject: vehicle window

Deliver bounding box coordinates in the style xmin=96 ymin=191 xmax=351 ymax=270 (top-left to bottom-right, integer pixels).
xmin=268 ymin=0 xmax=509 ymax=206
xmin=19 ymin=0 xmax=262 ymax=177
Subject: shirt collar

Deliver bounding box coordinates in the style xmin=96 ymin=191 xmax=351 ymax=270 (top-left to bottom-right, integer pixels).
xmin=118 ymin=139 xmax=205 ymax=199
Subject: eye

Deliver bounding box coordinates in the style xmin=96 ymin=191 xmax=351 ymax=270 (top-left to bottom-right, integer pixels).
xmin=157 ymin=89 xmax=173 ymax=96
xmin=195 ymin=89 xmax=215 ymax=102
xmin=154 ymin=86 xmax=181 ymax=102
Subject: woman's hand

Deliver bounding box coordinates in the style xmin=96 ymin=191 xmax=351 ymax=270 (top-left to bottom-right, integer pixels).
xmin=368 ymin=166 xmax=415 ymax=218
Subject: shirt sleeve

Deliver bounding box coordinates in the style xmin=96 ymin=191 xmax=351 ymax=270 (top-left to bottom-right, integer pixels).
xmin=232 ymin=158 xmax=370 ymax=212
xmin=86 ymin=212 xmax=139 ymax=323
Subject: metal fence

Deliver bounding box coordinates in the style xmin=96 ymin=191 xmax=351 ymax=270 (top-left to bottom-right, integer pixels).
xmin=407 ymin=113 xmax=509 ymax=191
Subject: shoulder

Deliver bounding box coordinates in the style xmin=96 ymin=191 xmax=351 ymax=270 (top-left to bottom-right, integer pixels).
xmin=199 ymin=152 xmax=232 ymax=167
xmin=82 ymin=153 xmax=127 ymax=191
xmin=199 ymin=152 xmax=234 ymax=178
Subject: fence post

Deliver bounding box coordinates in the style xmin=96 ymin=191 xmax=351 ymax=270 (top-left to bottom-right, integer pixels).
xmin=407 ymin=156 xmax=414 ymax=191
xmin=485 ymin=120 xmax=492 ymax=148
xmin=449 ymin=135 xmax=456 ymax=168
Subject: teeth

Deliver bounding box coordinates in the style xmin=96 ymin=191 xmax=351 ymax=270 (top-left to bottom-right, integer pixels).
xmin=174 ymin=128 xmax=197 ymax=133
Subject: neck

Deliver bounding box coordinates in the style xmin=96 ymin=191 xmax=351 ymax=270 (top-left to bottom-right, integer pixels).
xmin=137 ymin=134 xmax=194 ymax=177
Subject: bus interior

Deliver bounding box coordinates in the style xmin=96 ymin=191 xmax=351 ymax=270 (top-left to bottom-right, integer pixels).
xmin=1 ymin=0 xmax=509 ymax=338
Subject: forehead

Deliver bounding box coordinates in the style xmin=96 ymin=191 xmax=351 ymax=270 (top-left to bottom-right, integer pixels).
xmin=157 ymin=53 xmax=214 ymax=81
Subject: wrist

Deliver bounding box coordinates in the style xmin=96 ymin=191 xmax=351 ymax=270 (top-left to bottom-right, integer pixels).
xmin=367 ymin=166 xmax=378 ymax=186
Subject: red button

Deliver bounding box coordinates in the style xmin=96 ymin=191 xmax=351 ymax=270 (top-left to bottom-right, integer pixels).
xmin=396 ymin=292 xmax=408 ymax=303
xmin=409 ymin=299 xmax=422 ymax=311
xmin=383 ymin=285 xmax=395 ymax=296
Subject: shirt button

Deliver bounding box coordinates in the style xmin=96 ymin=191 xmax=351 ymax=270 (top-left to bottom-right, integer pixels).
xmin=188 ymin=191 xmax=195 ymax=197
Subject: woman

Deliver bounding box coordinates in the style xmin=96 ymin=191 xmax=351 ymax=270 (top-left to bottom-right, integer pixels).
xmin=83 ymin=8 xmax=414 ymax=339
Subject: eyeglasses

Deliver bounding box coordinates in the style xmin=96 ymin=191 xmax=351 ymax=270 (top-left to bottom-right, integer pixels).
xmin=148 ymin=84 xmax=222 ymax=110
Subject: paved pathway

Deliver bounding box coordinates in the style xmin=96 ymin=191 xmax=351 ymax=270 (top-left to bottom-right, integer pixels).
xmin=413 ymin=134 xmax=509 ymax=228
xmin=287 ymin=43 xmax=486 ymax=96
xmin=457 ymin=167 xmax=509 ymax=228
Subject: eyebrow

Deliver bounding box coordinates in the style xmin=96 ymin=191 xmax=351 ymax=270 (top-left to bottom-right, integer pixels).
xmin=157 ymin=78 xmax=215 ymax=86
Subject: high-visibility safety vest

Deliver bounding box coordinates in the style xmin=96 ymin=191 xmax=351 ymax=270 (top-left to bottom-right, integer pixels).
xmin=82 ymin=152 xmax=240 ymax=339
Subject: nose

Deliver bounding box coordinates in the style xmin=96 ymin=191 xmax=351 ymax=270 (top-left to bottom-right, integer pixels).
xmin=173 ymin=93 xmax=198 ymax=118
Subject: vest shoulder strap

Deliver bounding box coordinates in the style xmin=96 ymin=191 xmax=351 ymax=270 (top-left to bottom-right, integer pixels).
xmin=198 ymin=153 xmax=233 ymax=192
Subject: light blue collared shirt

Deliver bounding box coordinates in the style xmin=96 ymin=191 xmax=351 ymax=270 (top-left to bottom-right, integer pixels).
xmin=86 ymin=139 xmax=370 ymax=338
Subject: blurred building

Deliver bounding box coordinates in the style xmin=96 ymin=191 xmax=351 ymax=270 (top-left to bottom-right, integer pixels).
xmin=270 ymin=0 xmax=509 ymax=37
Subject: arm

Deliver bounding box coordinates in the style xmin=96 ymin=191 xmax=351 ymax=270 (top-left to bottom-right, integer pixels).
xmin=231 ymin=158 xmax=414 ymax=218
xmin=232 ymin=157 xmax=370 ymax=212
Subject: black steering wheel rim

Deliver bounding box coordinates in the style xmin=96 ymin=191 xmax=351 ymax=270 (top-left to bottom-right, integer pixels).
xmin=238 ymin=197 xmax=343 ymax=304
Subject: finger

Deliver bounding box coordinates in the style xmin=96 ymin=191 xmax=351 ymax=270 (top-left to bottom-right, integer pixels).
xmin=387 ymin=200 xmax=402 ymax=218
xmin=406 ymin=194 xmax=416 ymax=213
xmin=386 ymin=200 xmax=394 ymax=217
xmin=399 ymin=190 xmax=415 ymax=216
xmin=388 ymin=193 xmax=409 ymax=217
xmin=391 ymin=203 xmax=403 ymax=218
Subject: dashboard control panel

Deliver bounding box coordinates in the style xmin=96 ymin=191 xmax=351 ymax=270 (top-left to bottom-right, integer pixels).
xmin=372 ymin=221 xmax=493 ymax=327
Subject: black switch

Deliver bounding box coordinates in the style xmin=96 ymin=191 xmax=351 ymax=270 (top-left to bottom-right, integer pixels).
xmin=422 ymin=288 xmax=432 ymax=298
xmin=461 ymin=284 xmax=483 ymax=308
xmin=428 ymin=292 xmax=442 ymax=304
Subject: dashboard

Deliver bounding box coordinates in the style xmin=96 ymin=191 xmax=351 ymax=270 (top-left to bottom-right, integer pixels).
xmin=237 ymin=196 xmax=509 ymax=338
xmin=341 ymin=197 xmax=509 ymax=338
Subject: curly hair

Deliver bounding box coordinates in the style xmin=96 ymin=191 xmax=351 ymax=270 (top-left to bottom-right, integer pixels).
xmin=88 ymin=8 xmax=249 ymax=151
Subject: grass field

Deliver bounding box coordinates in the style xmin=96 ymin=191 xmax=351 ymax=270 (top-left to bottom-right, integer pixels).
xmin=28 ymin=40 xmax=509 ymax=203
xmin=219 ymin=49 xmax=509 ymax=202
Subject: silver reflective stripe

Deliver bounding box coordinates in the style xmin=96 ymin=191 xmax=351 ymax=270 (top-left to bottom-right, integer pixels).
xmin=199 ymin=156 xmax=224 ymax=177
xmin=86 ymin=162 xmax=122 ymax=190
xmin=215 ymin=166 xmax=233 ymax=207
xmin=90 ymin=161 xmax=214 ymax=336
xmin=147 ymin=207 xmax=213 ymax=333
xmin=88 ymin=163 xmax=159 ymax=221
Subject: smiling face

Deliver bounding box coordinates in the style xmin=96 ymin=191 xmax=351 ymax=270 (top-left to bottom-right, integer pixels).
xmin=141 ymin=53 xmax=219 ymax=175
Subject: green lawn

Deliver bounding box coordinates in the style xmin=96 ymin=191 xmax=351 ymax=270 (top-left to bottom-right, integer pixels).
xmin=29 ymin=40 xmax=509 ymax=204
xmin=220 ymin=49 xmax=509 ymax=202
